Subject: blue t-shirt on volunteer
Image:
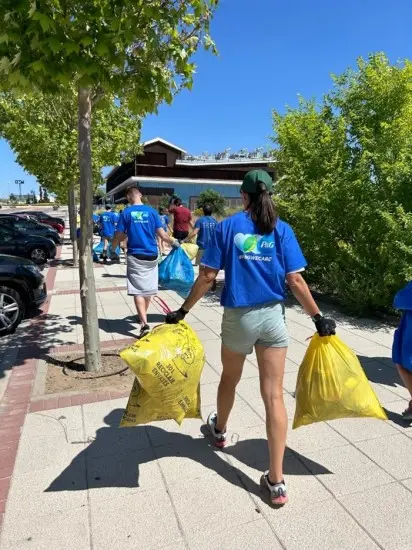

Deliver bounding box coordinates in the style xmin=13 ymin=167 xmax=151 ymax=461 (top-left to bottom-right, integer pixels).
xmin=99 ymin=210 xmax=117 ymax=238
xmin=201 ymin=211 xmax=307 ymax=308
xmin=194 ymin=215 xmax=217 ymax=250
xmin=159 ymin=214 xmax=169 ymax=232
xmin=112 ymin=211 xmax=120 ymax=226
xmin=117 ymin=205 xmax=162 ymax=256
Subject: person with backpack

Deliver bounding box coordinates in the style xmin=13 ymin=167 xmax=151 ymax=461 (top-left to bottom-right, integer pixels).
xmin=165 ymin=169 xmax=336 ymax=506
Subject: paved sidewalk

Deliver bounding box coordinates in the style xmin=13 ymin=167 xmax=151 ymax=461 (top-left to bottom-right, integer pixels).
xmin=1 ymin=224 xmax=412 ymax=549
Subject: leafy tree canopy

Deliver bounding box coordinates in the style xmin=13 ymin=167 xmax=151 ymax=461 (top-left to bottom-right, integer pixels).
xmin=272 ymin=53 xmax=412 ymax=313
xmin=0 ymin=0 xmax=218 ymax=112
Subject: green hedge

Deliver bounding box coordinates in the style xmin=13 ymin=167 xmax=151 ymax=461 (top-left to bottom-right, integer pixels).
xmin=273 ymin=54 xmax=412 ymax=314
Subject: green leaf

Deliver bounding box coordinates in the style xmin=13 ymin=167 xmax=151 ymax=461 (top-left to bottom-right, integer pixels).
xmin=80 ymin=36 xmax=94 ymax=47
xmin=28 ymin=1 xmax=37 ymax=18
xmin=48 ymin=37 xmax=61 ymax=54
xmin=0 ymin=56 xmax=11 ymax=73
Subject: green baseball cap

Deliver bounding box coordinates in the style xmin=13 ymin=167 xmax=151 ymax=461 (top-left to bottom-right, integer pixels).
xmin=241 ymin=169 xmax=274 ymax=194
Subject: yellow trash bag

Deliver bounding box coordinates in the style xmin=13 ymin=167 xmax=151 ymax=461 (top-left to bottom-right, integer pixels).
xmin=120 ymin=322 xmax=205 ymax=426
xmin=293 ymin=334 xmax=387 ymax=429
xmin=181 ymin=243 xmax=198 ymax=261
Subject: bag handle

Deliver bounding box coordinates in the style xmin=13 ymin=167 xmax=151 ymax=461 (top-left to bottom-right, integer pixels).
xmin=153 ymin=296 xmax=172 ymax=314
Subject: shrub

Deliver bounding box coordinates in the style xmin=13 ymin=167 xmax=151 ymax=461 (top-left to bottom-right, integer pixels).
xmin=196 ymin=189 xmax=225 ymax=216
xmin=272 ymin=54 xmax=412 ymax=314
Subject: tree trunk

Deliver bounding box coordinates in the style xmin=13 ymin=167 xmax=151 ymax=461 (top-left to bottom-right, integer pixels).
xmin=78 ymin=87 xmax=101 ymax=372
xmin=67 ymin=182 xmax=78 ymax=268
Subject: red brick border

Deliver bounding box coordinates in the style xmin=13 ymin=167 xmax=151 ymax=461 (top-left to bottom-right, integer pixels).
xmin=29 ymin=389 xmax=130 ymax=413
xmin=0 ymin=247 xmax=139 ymax=531
xmin=0 ymin=248 xmax=63 ymax=528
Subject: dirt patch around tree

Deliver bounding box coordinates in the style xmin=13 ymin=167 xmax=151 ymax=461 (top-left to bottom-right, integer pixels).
xmin=45 ymin=350 xmax=135 ymax=394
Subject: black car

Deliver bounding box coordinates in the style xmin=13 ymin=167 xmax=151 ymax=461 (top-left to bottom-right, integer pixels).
xmin=0 ymin=214 xmax=62 ymax=244
xmin=0 ymin=254 xmax=47 ymax=335
xmin=0 ymin=223 xmax=56 ymax=264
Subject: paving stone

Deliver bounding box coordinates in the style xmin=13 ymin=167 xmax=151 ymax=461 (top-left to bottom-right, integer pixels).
xmin=340 ymin=483 xmax=412 ymax=550
xmin=286 ymin=421 xmax=348 ymax=454
xmin=168 ymin=472 xmax=258 ymax=537
xmin=301 ymin=444 xmax=392 ymax=496
xmin=155 ymin=436 xmax=231 ymax=485
xmin=267 ymin=498 xmax=379 ymax=550
xmin=22 ymin=407 xmax=83 ymax=438
xmin=356 ymin=433 xmax=412 ymax=480
xmin=4 ymin=463 xmax=87 ymax=518
xmin=86 ymin=447 xmax=163 ymax=504
xmin=186 ymin=518 xmax=283 ymax=549
xmin=13 ymin=429 xmax=85 ymax=474
xmin=0 ymin=506 xmax=90 ymax=550
xmin=327 ymin=416 xmax=399 ymax=443
xmin=90 ymin=489 xmax=182 ymax=550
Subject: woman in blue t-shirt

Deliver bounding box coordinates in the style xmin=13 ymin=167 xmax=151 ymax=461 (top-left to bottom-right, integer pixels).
xmin=166 ymin=169 xmax=336 ymax=506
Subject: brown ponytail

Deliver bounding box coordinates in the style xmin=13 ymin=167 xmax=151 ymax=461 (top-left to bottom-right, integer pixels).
xmin=247 ymin=183 xmax=277 ymax=234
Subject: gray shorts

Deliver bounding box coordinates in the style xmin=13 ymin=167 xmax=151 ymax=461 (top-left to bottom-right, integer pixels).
xmin=127 ymin=255 xmax=158 ymax=297
xmin=222 ymin=302 xmax=289 ymax=355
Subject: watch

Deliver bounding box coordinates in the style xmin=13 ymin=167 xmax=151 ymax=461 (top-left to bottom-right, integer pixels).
xmin=312 ymin=313 xmax=323 ymax=323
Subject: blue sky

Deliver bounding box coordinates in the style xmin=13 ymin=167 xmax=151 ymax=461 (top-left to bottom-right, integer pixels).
xmin=1 ymin=0 xmax=412 ymax=197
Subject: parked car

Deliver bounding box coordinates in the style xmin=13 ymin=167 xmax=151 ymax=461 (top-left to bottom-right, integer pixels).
xmin=0 ymin=224 xmax=56 ymax=264
xmin=20 ymin=211 xmax=65 ymax=234
xmin=0 ymin=254 xmax=47 ymax=335
xmin=0 ymin=214 xmax=62 ymax=245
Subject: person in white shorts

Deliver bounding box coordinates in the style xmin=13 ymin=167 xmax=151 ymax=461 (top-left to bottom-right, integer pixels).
xmin=112 ymin=185 xmax=179 ymax=338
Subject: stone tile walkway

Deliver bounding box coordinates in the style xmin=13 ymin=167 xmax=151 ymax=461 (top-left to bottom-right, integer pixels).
xmin=0 ymin=210 xmax=411 ymax=549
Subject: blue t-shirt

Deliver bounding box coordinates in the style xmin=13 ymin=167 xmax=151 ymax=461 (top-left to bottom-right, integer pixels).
xmin=159 ymin=214 xmax=169 ymax=232
xmin=112 ymin=211 xmax=120 ymax=226
xmin=99 ymin=211 xmax=117 ymax=238
xmin=194 ymin=215 xmax=218 ymax=249
xmin=117 ymin=205 xmax=162 ymax=256
xmin=201 ymin=212 xmax=307 ymax=308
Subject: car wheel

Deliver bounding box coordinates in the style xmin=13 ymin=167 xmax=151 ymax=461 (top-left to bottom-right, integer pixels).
xmin=30 ymin=247 xmax=48 ymax=264
xmin=0 ymin=287 xmax=25 ymax=336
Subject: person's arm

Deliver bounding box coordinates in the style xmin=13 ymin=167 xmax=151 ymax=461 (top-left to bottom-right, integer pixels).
xmin=157 ymin=227 xmax=178 ymax=247
xmin=111 ymin=230 xmax=126 ymax=251
xmin=183 ymin=227 xmax=199 ymax=243
xmin=111 ymin=211 xmax=126 ymax=252
xmin=286 ymin=272 xmax=320 ymax=317
xmin=286 ymin=272 xmax=336 ymax=335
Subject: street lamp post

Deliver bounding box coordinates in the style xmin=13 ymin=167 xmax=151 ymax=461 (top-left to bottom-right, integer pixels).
xmin=15 ymin=179 xmax=24 ymax=201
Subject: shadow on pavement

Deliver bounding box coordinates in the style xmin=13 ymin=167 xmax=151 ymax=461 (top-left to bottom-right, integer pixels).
xmin=46 ymin=409 xmax=331 ymax=500
xmin=358 ymin=355 xmax=411 ymax=428
xmin=101 ymin=273 xmax=127 ymax=279
xmin=0 ymin=311 xmax=77 ymax=381
xmin=66 ymin=314 xmax=165 ymax=339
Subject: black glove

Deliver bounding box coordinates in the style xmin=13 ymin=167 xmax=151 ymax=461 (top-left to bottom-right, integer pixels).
xmin=165 ymin=307 xmax=188 ymax=324
xmin=313 ymin=314 xmax=336 ymax=336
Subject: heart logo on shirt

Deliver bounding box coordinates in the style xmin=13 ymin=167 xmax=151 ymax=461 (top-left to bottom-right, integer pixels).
xmin=234 ymin=233 xmax=275 ymax=255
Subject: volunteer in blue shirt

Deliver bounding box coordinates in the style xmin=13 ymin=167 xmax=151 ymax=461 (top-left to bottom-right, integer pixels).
xmin=184 ymin=204 xmax=217 ymax=265
xmin=157 ymin=208 xmax=170 ymax=256
xmin=112 ymin=185 xmax=179 ymax=338
xmin=166 ymin=169 xmax=336 ymax=506
xmin=99 ymin=205 xmax=117 ymax=260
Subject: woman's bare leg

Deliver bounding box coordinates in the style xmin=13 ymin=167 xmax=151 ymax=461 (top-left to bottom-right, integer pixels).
xmin=215 ymin=345 xmax=246 ymax=431
xmin=396 ymin=364 xmax=412 ymax=397
xmin=256 ymin=345 xmax=288 ymax=484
